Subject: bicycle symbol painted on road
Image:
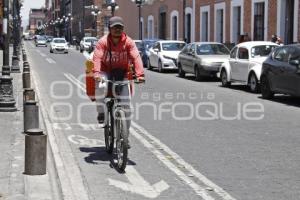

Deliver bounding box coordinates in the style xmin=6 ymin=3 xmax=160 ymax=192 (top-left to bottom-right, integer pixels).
xmin=68 ymin=135 xmax=104 ymax=147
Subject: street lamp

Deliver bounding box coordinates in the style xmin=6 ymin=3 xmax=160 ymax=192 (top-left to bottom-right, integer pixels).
xmin=64 ymin=13 xmax=73 ymax=42
xmin=131 ymin=0 xmax=148 ymax=40
xmin=107 ymin=0 xmax=119 ymax=17
xmin=91 ymin=10 xmax=101 ymax=37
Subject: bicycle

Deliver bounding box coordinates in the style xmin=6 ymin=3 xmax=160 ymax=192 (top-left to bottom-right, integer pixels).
xmin=102 ymin=79 xmax=143 ymax=171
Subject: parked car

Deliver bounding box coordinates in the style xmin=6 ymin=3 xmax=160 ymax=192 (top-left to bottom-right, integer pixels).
xmin=260 ymin=44 xmax=300 ymax=99
xmin=177 ymin=42 xmax=230 ymax=80
xmin=35 ymin=36 xmax=47 ymax=47
xmin=134 ymin=40 xmax=143 ymax=57
xmin=140 ymin=39 xmax=159 ymax=67
xmin=88 ymin=40 xmax=98 ymax=53
xmin=219 ymin=41 xmax=278 ymax=92
xmin=80 ymin=37 xmax=98 ymax=53
xmin=50 ymin=38 xmax=69 ymax=54
xmin=147 ymin=40 xmax=186 ymax=72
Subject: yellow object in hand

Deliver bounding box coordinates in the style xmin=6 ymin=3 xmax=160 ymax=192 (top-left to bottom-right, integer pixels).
xmin=85 ymin=60 xmax=94 ymax=73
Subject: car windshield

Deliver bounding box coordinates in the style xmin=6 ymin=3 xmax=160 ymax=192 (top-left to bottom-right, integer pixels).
xmin=251 ymin=45 xmax=277 ymax=58
xmin=38 ymin=38 xmax=46 ymax=41
xmin=85 ymin=38 xmax=97 ymax=43
xmin=196 ymin=44 xmax=230 ymax=55
xmin=143 ymin=41 xmax=157 ymax=50
xmin=162 ymin=43 xmax=185 ymax=51
xmin=53 ymin=39 xmax=66 ymax=43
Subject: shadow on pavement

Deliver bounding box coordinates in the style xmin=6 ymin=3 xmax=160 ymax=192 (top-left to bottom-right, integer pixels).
xmin=79 ymin=147 xmax=136 ymax=173
xmin=176 ymin=74 xmax=220 ymax=82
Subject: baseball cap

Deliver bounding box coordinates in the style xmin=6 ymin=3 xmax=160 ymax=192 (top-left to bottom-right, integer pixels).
xmin=109 ymin=16 xmax=124 ymax=28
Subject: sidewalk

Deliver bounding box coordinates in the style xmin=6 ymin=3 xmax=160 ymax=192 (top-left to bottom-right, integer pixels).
xmin=0 ymin=49 xmax=59 ymax=200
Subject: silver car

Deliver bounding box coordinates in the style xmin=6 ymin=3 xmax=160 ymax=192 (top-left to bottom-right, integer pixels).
xmin=177 ymin=42 xmax=230 ymax=81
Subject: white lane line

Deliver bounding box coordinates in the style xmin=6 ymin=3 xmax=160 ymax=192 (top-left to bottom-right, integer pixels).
xmin=36 ymin=49 xmax=41 ymax=53
xmin=32 ymin=70 xmax=90 ymax=200
xmin=130 ymin=128 xmax=213 ymax=199
xmin=40 ymin=53 xmax=46 ymax=57
xmin=46 ymin=58 xmax=56 ymax=64
xmin=131 ymin=122 xmax=236 ymax=200
xmin=64 ymin=73 xmax=237 ymax=200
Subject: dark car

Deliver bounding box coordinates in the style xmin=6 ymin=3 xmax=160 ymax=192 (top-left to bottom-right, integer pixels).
xmin=140 ymin=39 xmax=159 ymax=67
xmin=260 ymin=44 xmax=300 ymax=99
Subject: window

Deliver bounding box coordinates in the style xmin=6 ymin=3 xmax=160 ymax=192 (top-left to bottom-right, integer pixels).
xmin=197 ymin=44 xmax=230 ymax=55
xmin=200 ymin=6 xmax=210 ymax=42
xmin=253 ymin=2 xmax=265 ymax=40
xmin=251 ymin=45 xmax=277 ymax=58
xmin=162 ymin=43 xmax=185 ymax=51
xmin=181 ymin=44 xmax=191 ymax=54
xmin=189 ymin=44 xmax=196 ymax=54
xmin=238 ymin=47 xmax=249 ymax=59
xmin=201 ymin=12 xmax=208 ymax=41
xmin=289 ymin=47 xmax=300 ymax=61
xmin=274 ymin=47 xmax=289 ymax=62
xmin=186 ymin=13 xmax=192 ymax=43
xmin=172 ymin=16 xmax=178 ymax=40
xmin=153 ymin=43 xmax=161 ymax=51
xmin=230 ymin=47 xmax=238 ymax=58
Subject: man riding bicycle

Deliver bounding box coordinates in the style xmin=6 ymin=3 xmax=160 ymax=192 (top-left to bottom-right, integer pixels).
xmin=93 ymin=16 xmax=145 ymax=138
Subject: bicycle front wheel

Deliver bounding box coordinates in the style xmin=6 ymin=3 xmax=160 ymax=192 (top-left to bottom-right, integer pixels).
xmin=104 ymin=110 xmax=114 ymax=154
xmin=115 ymin=109 xmax=128 ymax=171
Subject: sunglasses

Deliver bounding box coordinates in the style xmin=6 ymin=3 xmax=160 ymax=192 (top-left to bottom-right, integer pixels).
xmin=111 ymin=25 xmax=124 ymax=30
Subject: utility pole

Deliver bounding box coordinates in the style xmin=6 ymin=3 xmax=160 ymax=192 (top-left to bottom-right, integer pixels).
xmin=182 ymin=0 xmax=186 ymax=42
xmin=138 ymin=4 xmax=142 ymax=40
xmin=0 ymin=0 xmax=17 ymax=112
xmin=3 ymin=0 xmax=10 ymax=66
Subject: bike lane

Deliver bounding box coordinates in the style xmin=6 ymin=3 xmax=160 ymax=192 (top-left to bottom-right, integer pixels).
xmin=25 ymin=42 xmax=230 ymax=200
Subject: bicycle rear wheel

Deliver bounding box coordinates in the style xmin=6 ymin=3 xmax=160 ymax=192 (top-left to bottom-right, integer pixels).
xmin=115 ymin=109 xmax=128 ymax=171
xmin=104 ymin=110 xmax=114 ymax=154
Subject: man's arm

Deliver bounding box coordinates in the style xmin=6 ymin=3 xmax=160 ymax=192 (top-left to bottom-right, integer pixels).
xmin=92 ymin=39 xmax=106 ymax=79
xmin=127 ymin=39 xmax=145 ymax=78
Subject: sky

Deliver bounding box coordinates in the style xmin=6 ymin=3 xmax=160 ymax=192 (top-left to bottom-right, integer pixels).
xmin=21 ymin=0 xmax=45 ymax=28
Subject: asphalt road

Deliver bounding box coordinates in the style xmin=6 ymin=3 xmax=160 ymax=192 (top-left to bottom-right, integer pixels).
xmin=25 ymin=41 xmax=300 ymax=200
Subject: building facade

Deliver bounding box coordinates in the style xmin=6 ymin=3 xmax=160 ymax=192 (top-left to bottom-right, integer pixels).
xmin=113 ymin=0 xmax=299 ymax=45
xmin=29 ymin=8 xmax=47 ymax=35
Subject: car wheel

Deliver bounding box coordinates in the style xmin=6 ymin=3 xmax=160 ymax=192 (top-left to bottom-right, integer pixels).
xmin=249 ymin=73 xmax=260 ymax=93
xmin=178 ymin=63 xmax=185 ymax=78
xmin=80 ymin=47 xmax=83 ymax=53
xmin=147 ymin=59 xmax=152 ymax=70
xmin=158 ymin=60 xmax=164 ymax=73
xmin=64 ymin=51 xmax=68 ymax=54
xmin=50 ymin=49 xmax=53 ymax=53
xmin=261 ymin=75 xmax=274 ymax=99
xmin=221 ymin=69 xmax=231 ymax=87
xmin=195 ymin=66 xmax=203 ymax=81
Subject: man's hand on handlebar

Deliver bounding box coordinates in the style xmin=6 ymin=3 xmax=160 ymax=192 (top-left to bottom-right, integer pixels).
xmin=135 ymin=76 xmax=145 ymax=84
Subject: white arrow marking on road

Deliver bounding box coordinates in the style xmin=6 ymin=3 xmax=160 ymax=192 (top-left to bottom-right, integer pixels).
xmin=46 ymin=58 xmax=56 ymax=64
xmin=108 ymin=166 xmax=169 ymax=199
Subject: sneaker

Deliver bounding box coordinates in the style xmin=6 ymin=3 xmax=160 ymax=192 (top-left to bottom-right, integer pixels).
xmin=97 ymin=113 xmax=105 ymax=124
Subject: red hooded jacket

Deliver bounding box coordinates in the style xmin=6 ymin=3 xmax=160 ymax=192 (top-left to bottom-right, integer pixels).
xmin=92 ymin=33 xmax=144 ymax=79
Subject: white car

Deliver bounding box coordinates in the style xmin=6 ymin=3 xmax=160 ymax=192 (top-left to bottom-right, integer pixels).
xmin=35 ymin=36 xmax=47 ymax=47
xmin=80 ymin=37 xmax=98 ymax=53
xmin=50 ymin=38 xmax=69 ymax=54
xmin=219 ymin=41 xmax=278 ymax=92
xmin=147 ymin=40 xmax=186 ymax=72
